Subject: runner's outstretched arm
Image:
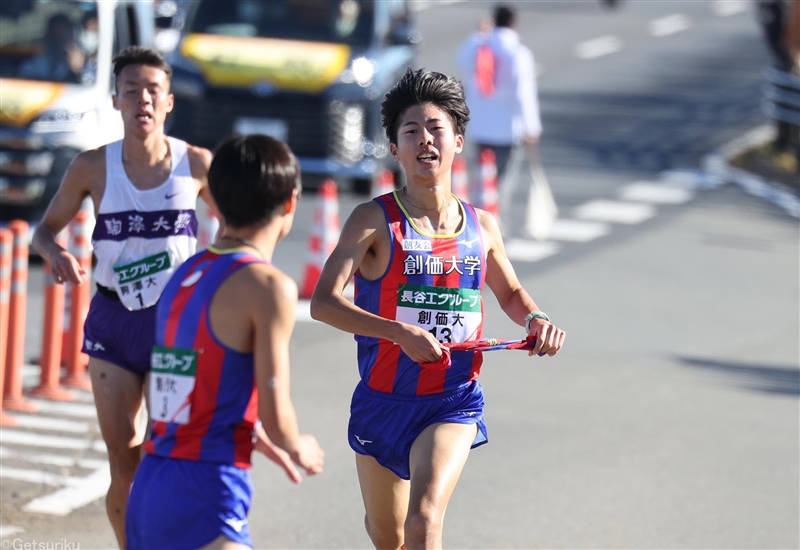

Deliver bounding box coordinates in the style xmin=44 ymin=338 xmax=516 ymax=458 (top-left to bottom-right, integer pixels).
xmin=478 ymin=209 xmax=566 ymax=357
xmin=253 ymin=268 xmax=324 ymax=476
xmin=32 ymin=150 xmax=103 ymax=285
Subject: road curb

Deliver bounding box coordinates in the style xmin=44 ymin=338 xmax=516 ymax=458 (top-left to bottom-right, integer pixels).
xmin=702 ymin=125 xmax=800 ymax=218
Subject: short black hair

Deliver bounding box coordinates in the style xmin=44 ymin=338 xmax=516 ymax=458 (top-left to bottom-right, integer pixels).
xmin=208 ymin=135 xmax=301 ymax=228
xmin=381 ymin=68 xmax=470 ymax=144
xmin=112 ymin=46 xmax=172 ymax=89
xmin=494 ymin=5 xmax=516 ymax=28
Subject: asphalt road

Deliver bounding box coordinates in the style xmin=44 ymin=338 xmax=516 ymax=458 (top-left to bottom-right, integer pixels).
xmin=3 ymin=1 xmax=798 ymax=549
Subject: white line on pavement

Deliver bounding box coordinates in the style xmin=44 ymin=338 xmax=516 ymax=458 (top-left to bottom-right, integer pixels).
xmin=573 ymin=200 xmax=656 ymax=225
xmin=23 ymin=466 xmax=111 ymax=516
xmin=575 ymin=36 xmax=622 ymax=60
xmin=296 ymin=300 xmax=313 ymax=323
xmin=547 ymin=219 xmax=611 ymax=243
xmin=504 ymin=240 xmax=559 ymax=262
xmin=29 ymin=398 xmax=97 ymax=419
xmin=649 ymin=14 xmax=691 ymax=37
xmin=713 ymin=0 xmax=748 ymax=17
xmin=0 ymin=526 xmax=24 ymax=539
xmin=0 ymin=429 xmax=103 ymax=452
xmin=12 ymin=415 xmax=90 ymax=434
xmin=410 ymin=0 xmax=463 ymax=12
xmin=0 ymin=466 xmax=68 ymax=486
xmin=0 ymin=447 xmax=105 ymax=470
xmin=619 ymin=182 xmax=695 ymax=204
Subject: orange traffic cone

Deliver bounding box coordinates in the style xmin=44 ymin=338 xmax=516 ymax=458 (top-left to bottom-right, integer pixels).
xmin=479 ymin=148 xmax=499 ymax=217
xmin=451 ymin=156 xmax=468 ymax=200
xmin=371 ymin=169 xmax=395 ymax=198
xmin=300 ymin=180 xmax=340 ymax=299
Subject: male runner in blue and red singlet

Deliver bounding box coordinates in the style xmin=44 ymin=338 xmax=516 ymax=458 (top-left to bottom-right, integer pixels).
xmin=126 ymin=135 xmax=324 ymax=550
xmin=311 ymin=68 xmax=565 ymax=549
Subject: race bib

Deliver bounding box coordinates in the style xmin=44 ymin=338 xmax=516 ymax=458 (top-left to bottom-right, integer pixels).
xmin=113 ymin=252 xmax=173 ymax=311
xmin=150 ymin=345 xmax=197 ymax=425
xmin=396 ymin=284 xmax=482 ymax=344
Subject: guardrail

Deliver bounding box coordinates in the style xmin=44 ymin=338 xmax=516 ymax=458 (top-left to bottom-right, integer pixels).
xmin=762 ymin=67 xmax=800 ymax=127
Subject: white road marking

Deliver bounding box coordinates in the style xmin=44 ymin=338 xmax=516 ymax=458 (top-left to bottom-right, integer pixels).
xmin=410 ymin=0 xmax=463 ymax=11
xmin=0 ymin=526 xmax=24 ymax=539
xmin=29 ymin=398 xmax=97 ymax=419
xmin=575 ymin=36 xmax=622 ymax=60
xmin=573 ymin=200 xmax=655 ymax=224
xmin=0 ymin=466 xmax=68 ymax=486
xmin=649 ymin=14 xmax=691 ymax=37
xmin=547 ymin=219 xmax=611 ymax=243
xmin=0 ymin=429 xmax=104 ymax=452
xmin=12 ymin=415 xmax=90 ymax=434
xmin=23 ymin=466 xmax=111 ymax=516
xmin=619 ymin=182 xmax=695 ymax=204
xmin=0 ymin=447 xmax=106 ymax=470
xmin=504 ymin=240 xmax=559 ymax=262
xmin=713 ymin=0 xmax=748 ymax=17
xmin=296 ymin=300 xmax=313 ymax=322
xmin=660 ymin=169 xmax=725 ymax=190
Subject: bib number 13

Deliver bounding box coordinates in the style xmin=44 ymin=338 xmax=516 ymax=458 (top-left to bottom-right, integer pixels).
xmin=429 ymin=326 xmax=452 ymax=343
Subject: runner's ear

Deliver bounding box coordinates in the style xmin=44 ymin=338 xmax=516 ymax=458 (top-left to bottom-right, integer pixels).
xmin=283 ymin=189 xmax=299 ymax=215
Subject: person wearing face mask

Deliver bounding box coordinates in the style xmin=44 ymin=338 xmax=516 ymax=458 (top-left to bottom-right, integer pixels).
xmin=20 ymin=13 xmax=85 ymax=84
xmin=77 ymin=11 xmax=99 ymax=84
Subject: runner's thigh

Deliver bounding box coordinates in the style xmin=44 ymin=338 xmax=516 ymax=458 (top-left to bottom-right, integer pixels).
xmin=356 ymin=453 xmax=410 ymax=538
xmin=407 ymin=422 xmax=477 ymax=514
xmin=89 ymin=357 xmax=146 ymax=450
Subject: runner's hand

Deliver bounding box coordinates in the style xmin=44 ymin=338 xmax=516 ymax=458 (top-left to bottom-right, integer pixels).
xmin=292 ymin=434 xmax=324 ymax=476
xmin=527 ymin=319 xmax=565 ymax=357
xmin=255 ymin=433 xmax=303 ymax=484
xmin=50 ymin=249 xmax=85 ymax=285
xmin=397 ymin=324 xmax=443 ymax=364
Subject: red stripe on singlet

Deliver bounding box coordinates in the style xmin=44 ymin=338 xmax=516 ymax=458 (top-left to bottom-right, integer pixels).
xmin=417 ymin=235 xmax=461 ymax=395
xmin=168 ymin=305 xmax=226 ymax=461
xmin=367 ymin=201 xmax=405 ymax=393
xmin=232 ymin=389 xmax=258 ymax=468
xmin=163 ymin=254 xmax=208 ymax=346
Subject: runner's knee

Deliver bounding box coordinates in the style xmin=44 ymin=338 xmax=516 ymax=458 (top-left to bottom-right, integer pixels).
xmin=365 ymin=513 xmax=404 ymax=550
xmin=404 ymin=507 xmax=443 ymax=546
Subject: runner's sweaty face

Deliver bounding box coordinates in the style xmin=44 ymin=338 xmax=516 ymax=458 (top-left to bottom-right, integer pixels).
xmin=114 ymin=64 xmax=174 ymax=139
xmin=390 ymin=102 xmax=464 ymax=185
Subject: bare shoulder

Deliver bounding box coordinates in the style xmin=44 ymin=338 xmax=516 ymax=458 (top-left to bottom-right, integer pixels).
xmin=65 ymin=146 xmax=105 ymax=191
xmin=185 ymin=143 xmax=213 ymax=180
xmin=71 ymin=146 xmax=105 ymax=175
xmin=238 ymin=262 xmax=298 ymax=309
xmin=473 ymin=206 xmax=502 ymax=251
xmin=345 ymin=199 xmax=387 ymax=232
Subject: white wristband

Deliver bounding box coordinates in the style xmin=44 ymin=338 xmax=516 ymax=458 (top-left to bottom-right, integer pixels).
xmin=525 ymin=311 xmax=550 ymax=334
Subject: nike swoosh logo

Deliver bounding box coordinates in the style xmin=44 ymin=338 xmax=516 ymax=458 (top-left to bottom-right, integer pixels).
xmin=165 ymin=191 xmax=181 ymax=199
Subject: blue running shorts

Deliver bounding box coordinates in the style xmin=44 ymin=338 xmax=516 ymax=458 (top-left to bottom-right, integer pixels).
xmin=126 ymin=454 xmax=253 ymax=550
xmin=82 ymin=291 xmax=155 ymax=374
xmin=348 ymin=380 xmax=488 ymax=480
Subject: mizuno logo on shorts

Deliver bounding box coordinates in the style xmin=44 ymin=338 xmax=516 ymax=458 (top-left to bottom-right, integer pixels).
xmin=354 ymin=435 xmax=373 ymax=445
xmin=224 ymin=517 xmax=248 ymax=532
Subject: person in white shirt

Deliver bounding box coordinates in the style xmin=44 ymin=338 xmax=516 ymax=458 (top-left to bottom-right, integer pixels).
xmin=457 ymin=4 xmax=541 ymax=181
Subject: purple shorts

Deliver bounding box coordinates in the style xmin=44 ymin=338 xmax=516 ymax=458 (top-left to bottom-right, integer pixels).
xmin=82 ymin=291 xmax=156 ymax=374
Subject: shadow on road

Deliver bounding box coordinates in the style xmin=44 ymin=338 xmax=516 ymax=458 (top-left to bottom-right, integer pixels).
xmin=676 ymin=356 xmax=800 ymax=396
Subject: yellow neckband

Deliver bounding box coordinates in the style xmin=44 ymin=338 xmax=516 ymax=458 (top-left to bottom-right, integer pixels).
xmin=393 ymin=190 xmax=466 ymax=238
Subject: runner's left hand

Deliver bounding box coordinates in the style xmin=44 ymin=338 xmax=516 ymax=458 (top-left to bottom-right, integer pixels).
xmin=527 ymin=319 xmax=565 ymax=357
xmin=255 ymin=432 xmax=303 ymax=484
